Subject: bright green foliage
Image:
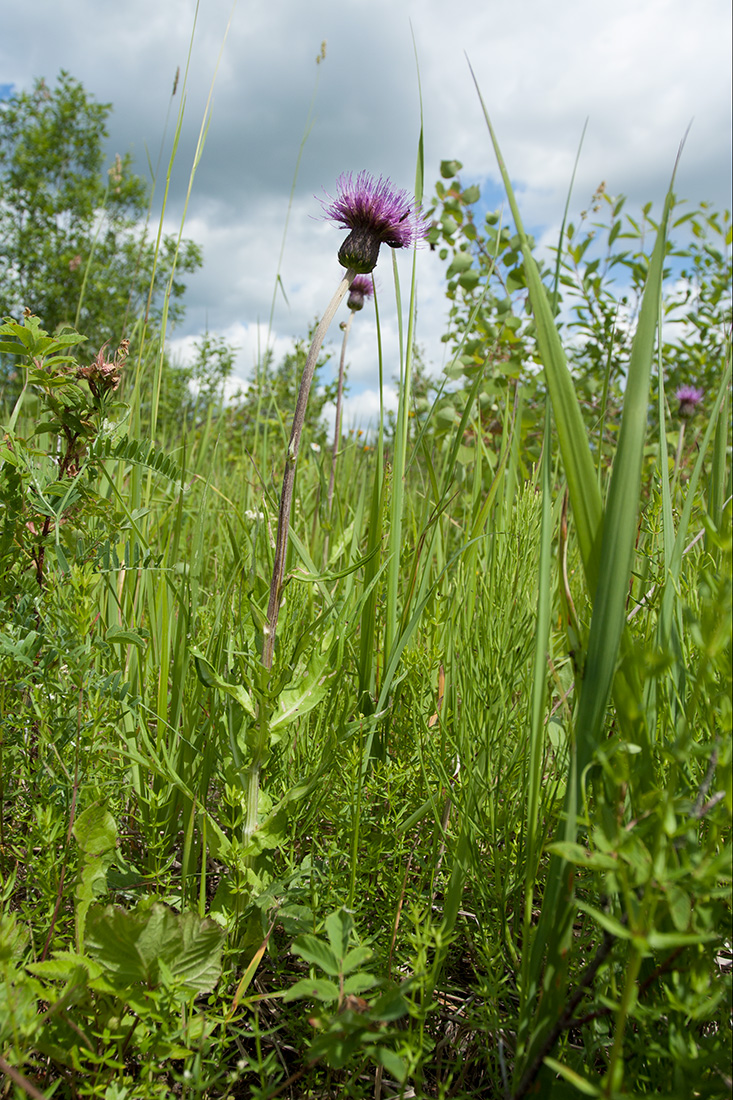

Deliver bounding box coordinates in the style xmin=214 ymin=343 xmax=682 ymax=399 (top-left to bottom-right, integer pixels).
xmin=427 ymin=161 xmax=732 ymax=475
xmin=0 ymin=82 xmax=730 ymax=1099
xmin=284 ymin=908 xmax=409 ymax=1081
xmin=74 ymin=801 xmax=118 ymax=951
xmin=0 ymin=72 xmax=201 ymax=391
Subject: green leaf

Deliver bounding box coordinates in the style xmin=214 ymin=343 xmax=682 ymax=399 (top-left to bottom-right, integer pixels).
xmin=27 ymin=951 xmax=104 ymax=982
xmin=542 ymin=1057 xmax=602 ymax=1096
xmin=646 ymin=930 xmax=717 ymax=949
xmin=371 ymin=987 xmax=409 ymax=1022
xmin=666 ymin=884 xmax=691 ymax=932
xmin=546 ymin=842 xmax=619 ymax=871
xmin=85 ymin=903 xmax=225 ymax=996
xmin=105 ymin=628 xmax=146 ymax=649
xmin=440 ymin=159 xmax=462 ymax=178
xmin=458 ymin=269 xmax=481 ymax=291
xmin=291 ymin=933 xmax=341 ymax=977
xmin=73 ymin=802 xmax=117 ymax=951
xmin=0 ymin=913 xmax=29 ymax=964
xmin=342 ymin=945 xmax=373 ymax=974
xmin=191 ymin=649 xmax=257 ymax=719
xmin=282 ymin=977 xmax=340 ymax=1004
xmin=270 ymin=649 xmax=337 ymax=732
xmin=575 ymin=901 xmax=631 ymax=940
xmin=73 ymin=801 xmax=117 ymax=855
xmin=342 ymin=972 xmax=378 ymax=996
xmin=446 ymin=252 xmax=474 ymax=277
xmin=372 ymin=1047 xmax=407 ymax=1082
xmin=325 ymin=909 xmax=353 ymax=959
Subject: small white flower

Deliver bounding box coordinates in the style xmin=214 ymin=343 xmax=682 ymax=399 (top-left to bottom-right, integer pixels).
xmin=310 ymin=441 xmax=321 ymax=453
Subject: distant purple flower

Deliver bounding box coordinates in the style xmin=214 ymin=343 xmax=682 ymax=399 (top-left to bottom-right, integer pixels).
xmin=321 ymin=171 xmax=429 ymax=274
xmin=346 ymin=274 xmax=374 ymax=312
xmin=675 ymin=384 xmax=704 ymax=419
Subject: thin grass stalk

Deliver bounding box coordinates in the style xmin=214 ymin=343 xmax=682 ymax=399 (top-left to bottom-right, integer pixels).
xmin=265 ymin=44 xmax=326 ymax=348
xmin=326 ymin=310 xmax=355 ymax=520
xmin=149 ymin=14 xmax=231 ymax=441
xmin=384 ymin=112 xmax=424 ymax=669
xmin=383 ymin=251 xmax=408 ymax=667
xmin=519 ymin=406 xmax=553 ymax=1001
xmin=130 ymin=4 xmax=200 ymax=438
xmin=709 ymin=377 xmax=731 ymax=545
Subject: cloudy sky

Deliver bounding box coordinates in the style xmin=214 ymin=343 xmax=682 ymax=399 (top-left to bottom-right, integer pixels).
xmin=2 ymin=0 xmax=731 ymax=426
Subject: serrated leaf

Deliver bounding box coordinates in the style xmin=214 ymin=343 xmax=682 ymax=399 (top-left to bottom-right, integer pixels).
xmin=85 ymin=903 xmax=225 ymax=996
xmin=27 ymin=952 xmax=104 ymax=982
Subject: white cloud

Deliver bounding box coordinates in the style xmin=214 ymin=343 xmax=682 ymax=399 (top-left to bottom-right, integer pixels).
xmin=2 ymin=0 xmax=729 ymax=401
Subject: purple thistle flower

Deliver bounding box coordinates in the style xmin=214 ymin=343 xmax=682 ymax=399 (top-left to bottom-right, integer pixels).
xmin=346 ymin=274 xmax=375 ymax=312
xmin=320 ymin=171 xmax=429 ymax=274
xmin=675 ymin=384 xmax=704 ymax=419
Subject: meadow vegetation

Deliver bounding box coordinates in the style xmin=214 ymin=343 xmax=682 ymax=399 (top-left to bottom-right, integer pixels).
xmin=0 ymin=68 xmax=731 ymax=1100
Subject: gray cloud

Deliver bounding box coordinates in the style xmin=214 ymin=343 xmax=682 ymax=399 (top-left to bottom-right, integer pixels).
xmin=3 ymin=0 xmax=730 ymax=408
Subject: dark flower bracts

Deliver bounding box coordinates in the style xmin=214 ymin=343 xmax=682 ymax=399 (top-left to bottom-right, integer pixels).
xmin=321 ymin=171 xmax=429 ymax=274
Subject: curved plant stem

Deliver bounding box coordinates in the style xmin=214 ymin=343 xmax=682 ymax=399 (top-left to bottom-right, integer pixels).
xmin=263 ymin=268 xmax=355 ymax=669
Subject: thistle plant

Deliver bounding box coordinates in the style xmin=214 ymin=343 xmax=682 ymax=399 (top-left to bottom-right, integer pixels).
xmin=673 ymin=382 xmax=705 ymax=475
xmin=326 ymin=274 xmax=375 ymax=522
xmin=675 ymin=383 xmax=704 ymax=419
xmin=262 ymin=172 xmax=427 ymax=669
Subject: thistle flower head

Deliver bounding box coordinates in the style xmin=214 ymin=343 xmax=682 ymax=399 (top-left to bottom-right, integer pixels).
xmin=347 ymin=274 xmax=375 ymax=312
xmin=321 ymin=171 xmax=429 ymax=274
xmin=675 ymin=384 xmax=704 ymax=419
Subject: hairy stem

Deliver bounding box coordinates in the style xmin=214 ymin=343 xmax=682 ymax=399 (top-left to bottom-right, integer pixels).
xmin=262 ymin=267 xmax=355 ymax=669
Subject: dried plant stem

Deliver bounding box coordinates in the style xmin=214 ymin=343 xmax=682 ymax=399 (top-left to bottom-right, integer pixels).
xmin=263 ymin=268 xmax=355 ymax=669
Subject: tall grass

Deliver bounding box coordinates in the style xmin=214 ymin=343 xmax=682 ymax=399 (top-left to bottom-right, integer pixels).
xmin=0 ymin=44 xmax=730 ymax=1100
